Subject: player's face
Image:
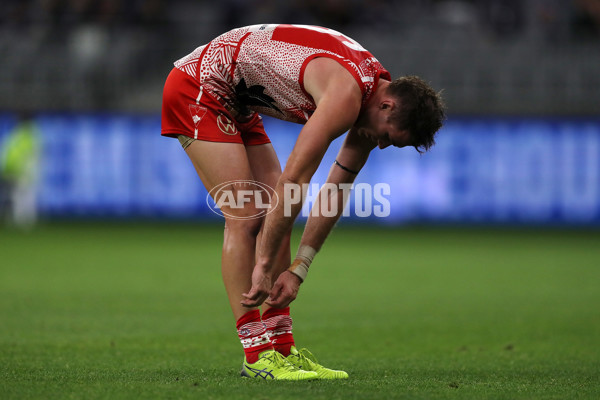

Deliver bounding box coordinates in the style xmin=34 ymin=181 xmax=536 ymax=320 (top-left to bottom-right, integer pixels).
xmin=372 ymin=118 xmax=411 ymax=150
xmin=358 ymin=103 xmax=412 ymax=149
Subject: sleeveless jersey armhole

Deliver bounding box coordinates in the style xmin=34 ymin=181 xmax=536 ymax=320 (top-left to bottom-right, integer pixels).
xmin=298 ymin=53 xmax=366 ymax=103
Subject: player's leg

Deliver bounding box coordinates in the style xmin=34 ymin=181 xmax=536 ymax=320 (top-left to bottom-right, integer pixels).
xmin=244 ymin=142 xmax=297 ymax=353
xmin=183 ymin=139 xmax=273 ymax=362
xmin=245 ymin=143 xmax=292 ymax=287
xmin=183 ymin=138 xmax=316 ymax=381
xmin=183 ymin=139 xmax=263 ymax=321
xmin=244 ymin=138 xmax=349 ymax=380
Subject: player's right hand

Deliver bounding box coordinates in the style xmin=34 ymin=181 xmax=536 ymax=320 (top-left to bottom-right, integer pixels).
xmin=241 ymin=264 xmax=272 ymax=307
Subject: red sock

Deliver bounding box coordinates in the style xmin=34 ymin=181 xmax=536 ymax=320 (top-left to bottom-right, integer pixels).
xmin=236 ymin=309 xmax=273 ymax=363
xmin=262 ymin=307 xmax=295 ymax=357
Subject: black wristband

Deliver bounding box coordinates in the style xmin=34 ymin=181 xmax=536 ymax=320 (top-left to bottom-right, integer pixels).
xmin=334 ymin=159 xmax=359 ymax=175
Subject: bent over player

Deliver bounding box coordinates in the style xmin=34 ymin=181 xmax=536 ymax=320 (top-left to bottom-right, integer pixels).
xmin=161 ymin=24 xmax=445 ymax=380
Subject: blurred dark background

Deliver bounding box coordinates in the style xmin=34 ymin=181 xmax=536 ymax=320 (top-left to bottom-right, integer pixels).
xmin=1 ymin=0 xmax=599 ymax=115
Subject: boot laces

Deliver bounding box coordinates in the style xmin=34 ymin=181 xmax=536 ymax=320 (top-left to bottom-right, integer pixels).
xmin=263 ymin=350 xmax=300 ymax=372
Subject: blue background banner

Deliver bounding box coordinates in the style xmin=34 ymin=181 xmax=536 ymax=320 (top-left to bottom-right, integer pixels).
xmin=1 ymin=114 xmax=599 ymax=224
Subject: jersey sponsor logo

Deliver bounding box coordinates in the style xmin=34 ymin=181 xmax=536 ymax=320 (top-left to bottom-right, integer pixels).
xmin=188 ymin=104 xmax=208 ymax=127
xmin=216 ymin=113 xmax=239 ymax=135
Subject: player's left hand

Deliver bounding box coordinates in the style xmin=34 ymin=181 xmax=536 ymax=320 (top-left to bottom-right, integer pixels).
xmin=265 ymin=271 xmax=302 ymax=308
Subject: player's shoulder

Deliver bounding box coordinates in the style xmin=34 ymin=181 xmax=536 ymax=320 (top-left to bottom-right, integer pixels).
xmin=305 ymin=57 xmax=349 ymax=78
xmin=304 ymin=58 xmax=362 ymax=105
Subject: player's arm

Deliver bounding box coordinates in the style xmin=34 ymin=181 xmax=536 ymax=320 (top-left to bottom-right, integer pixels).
xmin=241 ymin=63 xmax=362 ymax=307
xmin=256 ymin=91 xmax=359 ymax=271
xmin=298 ymin=126 xmax=376 ymax=252
xmin=265 ymin=127 xmax=375 ymax=308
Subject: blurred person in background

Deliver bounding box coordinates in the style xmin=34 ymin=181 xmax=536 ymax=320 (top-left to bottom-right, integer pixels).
xmin=161 ymin=24 xmax=444 ymax=380
xmin=0 ymin=112 xmax=41 ymax=230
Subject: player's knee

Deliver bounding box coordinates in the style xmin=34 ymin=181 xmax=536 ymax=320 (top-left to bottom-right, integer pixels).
xmin=224 ymin=215 xmax=263 ymax=238
xmin=214 ymin=181 xmax=271 ymax=218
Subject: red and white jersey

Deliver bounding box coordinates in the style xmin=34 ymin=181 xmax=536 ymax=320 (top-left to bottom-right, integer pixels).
xmin=174 ymin=24 xmax=391 ymax=124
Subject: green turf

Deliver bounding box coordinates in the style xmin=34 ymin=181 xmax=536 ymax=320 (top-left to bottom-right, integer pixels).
xmin=1 ymin=222 xmax=599 ymax=399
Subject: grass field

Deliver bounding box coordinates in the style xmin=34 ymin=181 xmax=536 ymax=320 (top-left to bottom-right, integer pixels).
xmin=1 ymin=222 xmax=599 ymax=399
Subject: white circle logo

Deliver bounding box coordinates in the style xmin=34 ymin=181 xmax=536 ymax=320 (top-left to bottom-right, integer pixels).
xmin=216 ymin=114 xmax=239 ymax=135
xmin=206 ymin=180 xmax=278 ymax=220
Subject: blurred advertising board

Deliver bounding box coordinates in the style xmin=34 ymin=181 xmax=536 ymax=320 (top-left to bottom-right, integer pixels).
xmin=1 ymin=114 xmax=598 ymax=224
